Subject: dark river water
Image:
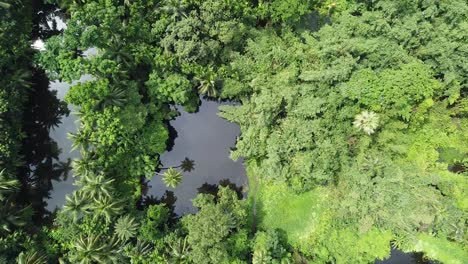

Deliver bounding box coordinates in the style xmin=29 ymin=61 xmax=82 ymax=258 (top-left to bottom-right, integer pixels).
xmin=45 ymin=78 xmax=84 ymax=210
xmin=146 ymin=99 xmax=247 ymax=215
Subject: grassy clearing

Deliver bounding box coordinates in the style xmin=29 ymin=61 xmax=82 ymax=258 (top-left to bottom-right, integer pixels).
xmin=246 ymin=162 xmax=330 ymax=248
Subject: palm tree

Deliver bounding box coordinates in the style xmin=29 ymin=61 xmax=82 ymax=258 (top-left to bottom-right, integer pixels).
xmin=160 ymin=168 xmax=183 ymax=189
xmin=166 ymin=236 xmax=190 ymax=263
xmin=0 ymin=170 xmax=27 ymax=233
xmin=114 ymin=215 xmax=139 ymax=241
xmin=124 ymin=240 xmax=152 ymax=262
xmin=76 ymin=172 xmax=115 ymax=199
xmin=73 ymin=151 xmax=97 ymax=177
xmin=196 ymin=68 xmax=219 ymax=97
xmin=94 ymin=85 xmax=127 ymax=111
xmin=69 ymin=131 xmax=91 ymax=151
xmin=0 ymin=169 xmax=19 ymax=201
xmin=0 ymin=201 xmax=29 ymax=233
xmin=157 ymin=0 xmax=188 ymax=20
xmin=17 ymin=250 xmax=47 ymax=264
xmin=90 ymin=196 xmax=124 ymax=223
xmin=101 ymin=46 xmax=133 ymax=69
xmin=353 ymin=110 xmax=379 ymax=135
xmin=62 ymin=191 xmax=89 ymax=222
xmin=70 ymin=234 xmax=119 ymax=264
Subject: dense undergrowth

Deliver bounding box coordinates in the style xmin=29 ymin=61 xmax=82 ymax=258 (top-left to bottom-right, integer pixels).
xmin=0 ymin=0 xmax=466 ymax=263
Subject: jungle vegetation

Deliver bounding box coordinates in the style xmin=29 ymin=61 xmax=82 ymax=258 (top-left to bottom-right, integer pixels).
xmin=0 ymin=0 xmax=467 ymax=263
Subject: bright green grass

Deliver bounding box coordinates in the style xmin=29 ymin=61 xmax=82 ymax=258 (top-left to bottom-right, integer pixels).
xmin=414 ymin=233 xmax=468 ymax=264
xmin=247 ymin=163 xmax=330 ymax=248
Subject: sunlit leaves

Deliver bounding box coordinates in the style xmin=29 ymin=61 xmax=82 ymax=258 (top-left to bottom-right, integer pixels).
xmin=252 ymin=230 xmax=291 ymax=264
xmin=94 ymin=85 xmax=127 ymax=110
xmin=219 ymin=1 xmax=468 ymax=262
xmin=123 ymin=240 xmax=153 ymax=262
xmin=195 ymin=66 xmax=219 ymax=97
xmin=162 ymin=167 xmax=183 ymax=189
xmin=353 ymin=111 xmax=379 ymax=135
xmin=17 ymin=250 xmax=47 ymax=264
xmin=90 ymin=196 xmax=124 ymax=223
xmin=165 ymin=235 xmax=190 ymax=263
xmin=75 ymin=172 xmax=115 ymax=199
xmin=183 ymin=187 xmax=248 ymax=263
xmin=344 ymin=62 xmax=442 ymax=119
xmin=62 ymin=192 xmax=89 ymax=222
xmin=114 ymin=215 xmax=139 ymax=241
xmin=70 ymin=234 xmax=119 ymax=264
xmin=146 ymin=72 xmax=192 ymax=105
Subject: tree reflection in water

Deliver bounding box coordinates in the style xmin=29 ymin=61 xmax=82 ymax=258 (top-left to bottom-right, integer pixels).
xmin=15 ymin=1 xmax=69 ymax=226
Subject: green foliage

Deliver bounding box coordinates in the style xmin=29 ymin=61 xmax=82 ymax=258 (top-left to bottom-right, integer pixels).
xmin=5 ymin=0 xmax=466 ymax=263
xmin=62 ymin=192 xmax=88 ymax=222
xmin=122 ymin=240 xmax=153 ymax=264
xmin=413 ymin=233 xmax=468 ymax=264
xmin=164 ymin=233 xmax=190 ymax=264
xmin=16 ymin=250 xmax=47 ymax=264
xmin=138 ymin=204 xmax=171 ymax=243
xmin=0 ymin=171 xmax=29 ymax=234
xmin=0 ymin=203 xmax=30 ymax=234
xmin=0 ymin=170 xmax=19 ymax=201
xmin=68 ymin=234 xmax=119 ymax=264
xmin=162 ymin=168 xmax=183 ymax=189
xmin=344 ymin=62 xmax=442 ymax=120
xmin=75 ymin=172 xmax=115 ymax=199
xmin=0 ymin=0 xmax=31 ymax=176
xmin=183 ymin=187 xmax=249 ymax=263
xmin=114 ymin=215 xmax=139 ymax=242
xmin=256 ymin=0 xmax=315 ymax=23
xmin=314 ymin=228 xmax=393 ymax=264
xmin=252 ymin=230 xmax=291 ymax=264
xmin=221 ymin=0 xmax=468 ymax=262
xmin=353 ymin=111 xmax=379 ymax=135
xmin=90 ymin=195 xmax=124 ymax=224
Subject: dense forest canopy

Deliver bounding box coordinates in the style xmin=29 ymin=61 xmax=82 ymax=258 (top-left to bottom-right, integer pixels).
xmin=0 ymin=0 xmax=467 ymax=263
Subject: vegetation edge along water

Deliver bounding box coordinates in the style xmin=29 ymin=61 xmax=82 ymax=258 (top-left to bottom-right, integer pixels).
xmin=1 ymin=0 xmax=467 ymax=263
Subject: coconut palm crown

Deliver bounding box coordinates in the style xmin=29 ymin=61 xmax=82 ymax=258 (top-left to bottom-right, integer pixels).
xmin=162 ymin=167 xmax=183 ymax=189
xmin=353 ymin=110 xmax=379 ymax=135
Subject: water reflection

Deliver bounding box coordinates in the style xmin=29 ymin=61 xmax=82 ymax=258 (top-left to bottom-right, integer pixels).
xmin=197 ymin=179 xmax=243 ymax=201
xmin=46 ymin=76 xmax=92 ymax=210
xmin=376 ymin=249 xmax=436 ymax=264
xmin=147 ymin=98 xmax=247 ymax=215
xmin=17 ymin=67 xmax=69 ymax=224
xmin=14 ymin=1 xmax=69 ymax=224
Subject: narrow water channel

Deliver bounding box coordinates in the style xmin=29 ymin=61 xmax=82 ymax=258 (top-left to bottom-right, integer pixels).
xmin=45 ymin=77 xmax=89 ymax=210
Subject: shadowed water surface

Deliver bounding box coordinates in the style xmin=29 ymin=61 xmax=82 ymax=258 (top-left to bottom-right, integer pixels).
xmin=45 ymin=80 xmax=80 ymax=210
xmin=147 ymin=98 xmax=247 ymax=215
